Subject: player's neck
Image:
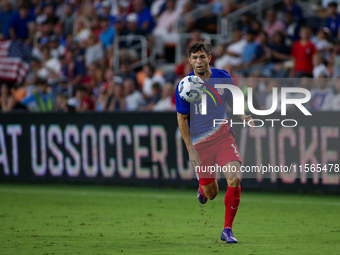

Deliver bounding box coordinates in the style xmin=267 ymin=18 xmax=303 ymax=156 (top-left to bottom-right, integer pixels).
xmin=194 ymin=67 xmax=212 ymax=81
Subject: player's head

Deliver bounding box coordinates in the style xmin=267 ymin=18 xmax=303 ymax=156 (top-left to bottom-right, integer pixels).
xmin=187 ymin=41 xmax=212 ymax=76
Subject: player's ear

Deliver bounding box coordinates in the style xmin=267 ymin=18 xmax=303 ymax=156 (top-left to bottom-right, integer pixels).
xmin=209 ymin=55 xmax=212 ymax=63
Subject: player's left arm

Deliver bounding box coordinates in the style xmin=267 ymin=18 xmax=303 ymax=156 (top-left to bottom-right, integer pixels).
xmin=227 ymin=99 xmax=255 ymax=132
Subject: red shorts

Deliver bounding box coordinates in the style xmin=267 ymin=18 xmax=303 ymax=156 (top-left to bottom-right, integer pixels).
xmin=194 ymin=125 xmax=242 ymax=186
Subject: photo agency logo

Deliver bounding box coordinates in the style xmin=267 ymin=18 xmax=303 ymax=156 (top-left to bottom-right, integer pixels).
xmin=200 ymin=83 xmax=312 ymax=128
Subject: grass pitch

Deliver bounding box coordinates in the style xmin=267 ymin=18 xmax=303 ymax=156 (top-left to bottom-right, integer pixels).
xmin=0 ymin=184 xmax=340 ymax=255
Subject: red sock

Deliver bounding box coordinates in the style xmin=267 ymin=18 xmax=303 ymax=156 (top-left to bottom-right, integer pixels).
xmin=199 ymin=185 xmax=206 ymax=199
xmin=224 ymin=186 xmax=241 ymax=229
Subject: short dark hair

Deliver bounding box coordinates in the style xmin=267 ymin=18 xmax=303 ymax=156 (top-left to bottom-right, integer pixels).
xmin=76 ymin=86 xmax=88 ymax=93
xmin=328 ymin=2 xmax=338 ymax=8
xmin=36 ymin=78 xmax=48 ymax=86
xmin=187 ymin=41 xmax=211 ymax=57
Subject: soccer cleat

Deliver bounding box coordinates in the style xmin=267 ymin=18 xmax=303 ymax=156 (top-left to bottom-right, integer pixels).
xmin=197 ymin=186 xmax=207 ymax=204
xmin=220 ymin=228 xmax=238 ymax=243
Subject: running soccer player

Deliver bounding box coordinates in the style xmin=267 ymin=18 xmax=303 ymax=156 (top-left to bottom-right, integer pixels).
xmin=176 ymin=41 xmax=255 ymax=243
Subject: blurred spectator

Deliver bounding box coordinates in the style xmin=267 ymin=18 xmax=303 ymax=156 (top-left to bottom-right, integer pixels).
xmin=175 ymin=56 xmax=191 ymax=79
xmin=142 ymin=64 xmax=166 ymax=97
xmin=108 ymin=83 xmax=126 ymax=111
xmin=21 ymin=77 xmax=56 ymax=112
xmin=251 ymin=20 xmax=263 ymax=42
xmin=139 ymin=83 xmax=162 ymax=111
xmin=1 ymin=83 xmax=16 ymax=112
xmin=9 ymin=3 xmax=35 ymax=40
xmin=97 ymin=81 xmax=115 ymax=111
xmin=102 ymin=69 xmax=115 ymax=91
xmin=283 ymin=11 xmax=301 ymax=43
xmin=117 ymin=59 xmax=138 ymax=87
xmin=100 ymin=1 xmax=116 ymax=26
xmin=90 ymin=17 xmax=102 ymax=39
xmin=115 ymin=4 xmax=128 ymax=35
xmin=242 ymin=30 xmax=259 ymax=66
xmin=99 ymin=17 xmax=116 ymax=49
xmin=264 ymin=31 xmax=291 ymax=77
xmin=62 ymin=46 xmax=86 ymax=87
xmin=61 ymin=3 xmax=76 ymax=36
xmin=263 ymin=9 xmax=285 ymax=43
xmin=313 ymin=53 xmax=330 ymax=78
xmin=215 ymin=29 xmax=246 ymax=69
xmin=282 ymin=0 xmax=304 ymax=24
xmin=332 ymin=79 xmax=340 ymax=110
xmin=85 ymin=34 xmax=105 ymax=68
xmin=67 ymin=86 xmax=95 ymax=112
xmin=187 ymin=30 xmax=205 ymax=49
xmin=237 ymin=12 xmax=252 ymax=34
xmin=0 ymin=1 xmax=15 ymax=39
xmin=290 ymin=26 xmax=316 ymax=77
xmin=124 ymin=78 xmax=145 ymax=111
xmin=151 ymin=0 xmax=166 ymax=17
xmin=44 ymin=4 xmax=59 ymax=25
xmin=176 ymin=0 xmax=195 ymax=32
xmin=325 ymin=2 xmax=340 ymax=38
xmin=133 ymin=0 xmax=155 ymax=34
xmin=152 ymin=0 xmax=180 ymax=57
xmin=329 ymin=40 xmax=340 ymax=78
xmin=310 ymin=79 xmax=334 ymax=111
xmin=312 ymin=29 xmax=330 ymax=52
xmin=268 ymin=31 xmax=291 ymax=63
xmin=53 ymin=22 xmax=67 ymax=46
xmin=119 ymin=13 xmax=146 ymax=49
xmin=41 ymin=45 xmax=61 ymax=78
xmin=253 ymin=31 xmax=269 ymax=66
xmin=49 ymin=35 xmax=65 ymax=59
xmin=74 ymin=17 xmax=91 ymax=44
xmin=153 ymin=83 xmax=175 ymax=111
xmin=55 ymin=93 xmax=68 ymax=112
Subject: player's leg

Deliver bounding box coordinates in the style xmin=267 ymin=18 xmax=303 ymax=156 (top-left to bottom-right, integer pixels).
xmin=201 ymin=179 xmax=219 ymax=200
xmin=194 ymin=141 xmax=217 ymax=204
xmin=220 ymin=160 xmax=241 ymax=243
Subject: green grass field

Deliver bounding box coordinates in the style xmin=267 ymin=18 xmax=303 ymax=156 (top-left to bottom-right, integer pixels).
xmin=0 ymin=184 xmax=340 ymax=255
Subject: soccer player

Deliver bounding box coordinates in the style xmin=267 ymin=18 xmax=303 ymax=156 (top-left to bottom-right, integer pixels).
xmin=176 ymin=41 xmax=254 ymax=243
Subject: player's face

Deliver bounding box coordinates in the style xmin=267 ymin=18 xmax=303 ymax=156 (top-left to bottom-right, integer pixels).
xmin=188 ymin=50 xmax=211 ymax=76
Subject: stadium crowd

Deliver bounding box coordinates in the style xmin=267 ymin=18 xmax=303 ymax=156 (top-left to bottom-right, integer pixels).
xmin=1 ymin=0 xmax=340 ymax=112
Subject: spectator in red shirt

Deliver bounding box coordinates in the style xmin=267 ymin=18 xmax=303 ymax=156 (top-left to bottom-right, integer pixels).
xmin=290 ymin=26 xmax=316 ymax=78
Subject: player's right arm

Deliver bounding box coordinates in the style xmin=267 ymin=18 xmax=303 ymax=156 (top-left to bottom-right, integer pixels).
xmin=177 ymin=112 xmax=200 ymax=169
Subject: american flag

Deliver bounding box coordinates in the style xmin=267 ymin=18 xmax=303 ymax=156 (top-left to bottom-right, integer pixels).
xmin=0 ymin=40 xmax=32 ymax=84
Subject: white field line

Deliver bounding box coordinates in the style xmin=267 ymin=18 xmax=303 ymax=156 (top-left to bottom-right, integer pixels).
xmin=0 ymin=187 xmax=339 ymax=206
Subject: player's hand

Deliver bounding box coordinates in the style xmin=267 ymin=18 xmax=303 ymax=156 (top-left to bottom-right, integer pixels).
xmin=189 ymin=147 xmax=201 ymax=169
xmin=243 ymin=114 xmax=255 ymax=133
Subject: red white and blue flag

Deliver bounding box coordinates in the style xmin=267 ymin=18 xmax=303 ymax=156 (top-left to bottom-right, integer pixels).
xmin=0 ymin=40 xmax=31 ymax=84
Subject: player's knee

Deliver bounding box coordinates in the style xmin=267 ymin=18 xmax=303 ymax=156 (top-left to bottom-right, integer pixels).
xmin=227 ymin=177 xmax=241 ymax=188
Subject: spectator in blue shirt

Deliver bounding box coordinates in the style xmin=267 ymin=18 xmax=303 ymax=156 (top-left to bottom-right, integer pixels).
xmin=282 ymin=0 xmax=304 ymax=24
xmin=133 ymin=0 xmax=155 ymax=34
xmin=9 ymin=3 xmax=35 ymax=40
xmin=0 ymin=1 xmax=15 ymax=39
xmin=325 ymin=2 xmax=340 ymax=38
xmin=21 ymin=77 xmax=56 ymax=112
xmin=242 ymin=30 xmax=259 ymax=65
xmin=99 ymin=17 xmax=116 ymax=49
